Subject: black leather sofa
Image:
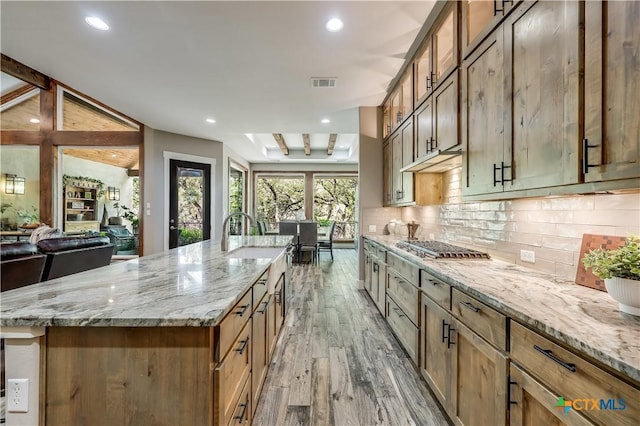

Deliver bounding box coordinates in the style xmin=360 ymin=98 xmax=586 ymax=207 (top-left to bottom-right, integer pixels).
xmin=37 ymin=236 xmax=113 ymax=281
xmin=0 ymin=241 xmax=47 ymax=292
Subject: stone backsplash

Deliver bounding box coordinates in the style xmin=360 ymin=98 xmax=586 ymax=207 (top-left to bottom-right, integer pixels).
xmin=362 ymin=168 xmax=640 ymax=281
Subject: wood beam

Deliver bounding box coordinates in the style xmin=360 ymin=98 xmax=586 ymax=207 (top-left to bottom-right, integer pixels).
xmin=327 ymin=133 xmax=337 ymax=155
xmin=302 ymin=133 xmax=311 ymax=155
xmin=1 ymin=54 xmax=50 ymax=90
xmin=50 ymin=131 xmax=143 ymax=146
xmin=272 ymin=133 xmax=289 ymax=155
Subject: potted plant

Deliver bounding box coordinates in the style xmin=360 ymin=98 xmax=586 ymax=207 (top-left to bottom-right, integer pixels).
xmin=112 ymin=203 xmax=138 ymax=230
xmin=582 ymin=236 xmax=640 ymax=316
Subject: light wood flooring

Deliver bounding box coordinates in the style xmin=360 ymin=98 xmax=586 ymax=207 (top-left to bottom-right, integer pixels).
xmin=253 ymin=249 xmax=450 ymax=426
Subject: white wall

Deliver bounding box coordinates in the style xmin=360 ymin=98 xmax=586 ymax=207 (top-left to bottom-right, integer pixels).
xmin=0 ymin=146 xmax=40 ymax=227
xmin=143 ymin=127 xmax=224 ymax=255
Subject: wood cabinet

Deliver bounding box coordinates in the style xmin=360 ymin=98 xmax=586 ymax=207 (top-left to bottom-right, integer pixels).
xmin=383 ymin=141 xmax=393 ymax=205
xmin=251 ymin=291 xmax=270 ymax=418
xmin=464 ymin=0 xmax=580 ymax=195
xmin=64 ymin=180 xmax=100 ymax=232
xmin=583 ymin=1 xmax=640 ymax=183
xmin=510 ymin=322 xmax=640 ymax=426
xmin=390 ymin=89 xmax=401 ymax=133
xmin=364 ymin=240 xmax=386 ymax=316
xmin=421 ymin=288 xmax=508 ymax=426
xmin=461 ymin=0 xmax=518 ymax=58
xmin=416 ymin=70 xmax=460 ymax=164
xmin=400 ymin=69 xmax=413 ymax=125
xmin=414 ymin=1 xmax=459 ymax=109
xmin=509 ymin=363 xmax=595 ymax=426
xmin=387 ymin=296 xmax=419 ymax=364
xmin=382 ymin=98 xmax=391 ymax=139
xmin=386 ymin=119 xmax=415 ymax=205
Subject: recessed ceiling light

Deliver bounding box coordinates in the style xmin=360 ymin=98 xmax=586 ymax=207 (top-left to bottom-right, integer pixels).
xmin=321 ymin=118 xmax=331 ymax=124
xmin=85 ymin=16 xmax=109 ymax=31
xmin=326 ymin=18 xmax=344 ymax=32
xmin=29 ymin=118 xmax=40 ymax=124
xmin=206 ymin=118 xmax=216 ymax=124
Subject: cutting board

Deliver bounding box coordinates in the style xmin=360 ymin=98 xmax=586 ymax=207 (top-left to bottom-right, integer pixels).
xmin=575 ymin=234 xmax=626 ymax=291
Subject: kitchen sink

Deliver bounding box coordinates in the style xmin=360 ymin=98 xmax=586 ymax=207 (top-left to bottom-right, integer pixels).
xmin=224 ymin=246 xmax=285 ymax=259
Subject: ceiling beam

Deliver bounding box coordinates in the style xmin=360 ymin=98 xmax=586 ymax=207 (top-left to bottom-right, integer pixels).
xmin=327 ymin=133 xmax=337 ymax=155
xmin=1 ymin=53 xmax=51 ymax=90
xmin=272 ymin=133 xmax=289 ymax=155
xmin=302 ymin=133 xmax=311 ymax=155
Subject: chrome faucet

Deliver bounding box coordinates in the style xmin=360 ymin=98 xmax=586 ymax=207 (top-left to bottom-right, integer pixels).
xmin=221 ymin=212 xmax=255 ymax=251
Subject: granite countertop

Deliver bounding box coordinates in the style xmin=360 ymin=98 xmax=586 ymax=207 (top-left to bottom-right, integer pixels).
xmin=0 ymin=236 xmax=292 ymax=328
xmin=364 ymin=235 xmax=640 ymax=384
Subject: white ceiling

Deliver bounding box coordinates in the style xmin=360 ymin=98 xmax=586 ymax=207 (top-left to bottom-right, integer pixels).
xmin=0 ymin=1 xmax=436 ymax=163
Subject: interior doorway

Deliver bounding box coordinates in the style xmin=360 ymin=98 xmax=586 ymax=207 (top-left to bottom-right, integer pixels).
xmin=168 ymin=159 xmax=211 ymax=249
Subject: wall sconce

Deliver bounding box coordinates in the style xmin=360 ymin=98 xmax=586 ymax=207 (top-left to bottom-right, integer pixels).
xmin=107 ymin=186 xmax=120 ymax=201
xmin=5 ymin=174 xmax=25 ymax=195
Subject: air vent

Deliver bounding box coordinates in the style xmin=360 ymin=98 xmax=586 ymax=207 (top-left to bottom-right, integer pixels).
xmin=311 ymin=77 xmax=337 ymax=88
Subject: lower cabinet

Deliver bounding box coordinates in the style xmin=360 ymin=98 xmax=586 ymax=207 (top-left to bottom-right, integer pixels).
xmin=509 ymin=363 xmax=594 ymax=426
xmin=251 ymin=292 xmax=270 ymax=419
xmin=387 ymin=296 xmax=419 ymax=364
xmin=420 ymin=291 xmax=508 ymax=426
xmin=363 ymin=240 xmax=386 ymax=316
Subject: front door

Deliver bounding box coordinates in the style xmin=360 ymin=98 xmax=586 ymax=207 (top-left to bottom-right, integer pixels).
xmin=169 ymin=159 xmax=211 ymax=249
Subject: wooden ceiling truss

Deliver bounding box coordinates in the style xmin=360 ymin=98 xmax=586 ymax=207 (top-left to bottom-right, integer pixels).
xmin=272 ymin=133 xmax=289 ymax=155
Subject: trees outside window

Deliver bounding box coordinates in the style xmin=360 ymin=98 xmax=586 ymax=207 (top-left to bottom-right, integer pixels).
xmin=313 ymin=176 xmax=358 ymax=239
xmin=256 ymin=176 xmax=304 ymax=230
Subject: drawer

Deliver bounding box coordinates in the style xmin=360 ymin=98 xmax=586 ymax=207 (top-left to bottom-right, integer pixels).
xmin=214 ymin=320 xmax=251 ymax=426
xmin=387 ymin=296 xmax=419 ymax=364
xmin=387 ymin=252 xmax=419 ymax=284
xmin=387 ymin=272 xmax=419 ymax=325
xmin=420 ymin=270 xmax=451 ymax=310
xmin=253 ymin=271 xmax=269 ymax=308
xmin=510 ymin=322 xmax=640 ymax=426
xmin=227 ymin=374 xmax=251 ymax=425
xmin=451 ymin=288 xmax=507 ymax=351
xmin=216 ymin=289 xmax=253 ymax=361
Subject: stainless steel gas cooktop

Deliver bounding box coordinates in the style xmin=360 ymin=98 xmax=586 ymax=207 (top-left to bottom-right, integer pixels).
xmin=396 ymin=240 xmax=490 ymax=259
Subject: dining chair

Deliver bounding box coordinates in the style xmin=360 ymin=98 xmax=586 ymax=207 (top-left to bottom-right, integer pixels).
xmin=297 ymin=221 xmax=318 ymax=263
xmin=317 ymin=221 xmax=336 ymax=261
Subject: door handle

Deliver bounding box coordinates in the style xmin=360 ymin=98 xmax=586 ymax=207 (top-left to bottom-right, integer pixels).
xmin=169 ymin=226 xmax=177 ymax=230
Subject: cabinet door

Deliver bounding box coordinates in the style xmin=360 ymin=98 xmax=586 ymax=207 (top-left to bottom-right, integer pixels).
xmin=391 ymin=132 xmax=403 ymax=202
xmin=375 ymin=262 xmax=386 ymax=317
xmin=449 ymin=319 xmax=508 ymax=426
xmin=433 ymin=2 xmax=458 ymax=88
xmin=415 ymin=40 xmax=433 ymax=107
xmin=433 ymin=71 xmax=459 ymax=152
xmin=273 ymin=275 xmax=284 ymax=339
xmin=462 ymin=26 xmax=506 ymax=195
xmin=420 ymin=295 xmax=452 ymax=409
xmin=505 ymin=0 xmax=580 ymax=191
xmin=382 ymin=100 xmax=391 ymax=139
xmin=509 ymin=364 xmax=595 ymax=426
xmin=401 ymin=117 xmax=414 ymax=167
xmin=415 ymin=98 xmax=434 ymax=159
xmin=390 ymin=90 xmax=401 ymax=131
xmin=584 ymin=1 xmax=640 ymax=182
xmin=462 ymin=0 xmax=518 ymax=58
xmin=383 ymin=142 xmax=393 ymax=205
xmin=401 ymin=70 xmax=413 ymax=122
xmin=364 ymin=254 xmax=372 ymax=293
xmin=370 ymin=260 xmax=379 ymax=306
xmin=251 ymin=297 xmax=269 ymax=418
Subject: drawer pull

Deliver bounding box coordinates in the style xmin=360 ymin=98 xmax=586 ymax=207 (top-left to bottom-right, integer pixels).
xmin=426 ymin=278 xmax=440 ymax=286
xmin=533 ymin=345 xmax=576 ymax=372
xmin=393 ymin=306 xmax=405 ymax=318
xmin=441 ymin=320 xmax=449 ymax=344
xmin=258 ymin=300 xmax=269 ymax=314
xmin=460 ymin=301 xmax=481 ymax=313
xmin=234 ymin=401 xmax=249 ymax=423
xmin=275 ymin=290 xmax=281 ymax=305
xmin=508 ymin=379 xmax=518 ymax=405
xmin=446 ymin=325 xmax=456 ymax=348
xmin=234 ymin=304 xmax=250 ymax=317
xmin=235 ymin=337 xmax=250 ymax=355
xmin=256 ymin=279 xmax=267 ymax=286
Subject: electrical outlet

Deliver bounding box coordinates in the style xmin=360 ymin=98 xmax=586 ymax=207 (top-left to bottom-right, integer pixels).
xmin=520 ymin=249 xmax=536 ymax=263
xmin=368 ymin=225 xmax=376 ymax=233
xmin=8 ymin=378 xmax=29 ymax=413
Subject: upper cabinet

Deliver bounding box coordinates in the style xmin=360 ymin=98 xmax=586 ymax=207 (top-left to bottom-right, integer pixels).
xmin=382 ymin=99 xmax=391 ymax=139
xmin=414 ymin=2 xmax=459 ymax=108
xmin=583 ymin=1 xmax=640 ymax=183
xmin=400 ymin=69 xmax=413 ymax=125
xmin=462 ymin=0 xmax=519 ymax=58
xmin=463 ymin=0 xmax=581 ymax=195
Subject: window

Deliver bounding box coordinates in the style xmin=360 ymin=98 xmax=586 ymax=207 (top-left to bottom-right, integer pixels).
xmin=229 ymin=162 xmax=247 ymax=235
xmin=255 ymin=175 xmax=304 ymax=231
xmin=59 ymin=89 xmax=139 ymax=131
xmin=313 ymin=175 xmax=358 ymax=240
xmin=0 ymin=71 xmax=40 ymax=131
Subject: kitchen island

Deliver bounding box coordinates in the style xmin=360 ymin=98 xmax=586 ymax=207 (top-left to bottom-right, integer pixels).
xmin=1 ymin=235 xmax=292 ymax=425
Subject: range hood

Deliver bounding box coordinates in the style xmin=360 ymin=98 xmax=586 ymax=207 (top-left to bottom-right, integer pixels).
xmin=400 ymin=148 xmax=462 ymax=173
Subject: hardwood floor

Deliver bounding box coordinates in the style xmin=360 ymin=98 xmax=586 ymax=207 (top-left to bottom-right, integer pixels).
xmin=253 ymin=249 xmax=450 ymax=426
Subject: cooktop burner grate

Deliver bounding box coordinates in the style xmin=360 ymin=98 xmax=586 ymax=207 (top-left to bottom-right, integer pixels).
xmin=396 ymin=240 xmax=490 ymax=259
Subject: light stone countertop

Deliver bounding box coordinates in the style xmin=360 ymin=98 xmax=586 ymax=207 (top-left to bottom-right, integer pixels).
xmin=364 ymin=235 xmax=640 ymax=384
xmin=0 ymin=236 xmax=292 ymax=328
